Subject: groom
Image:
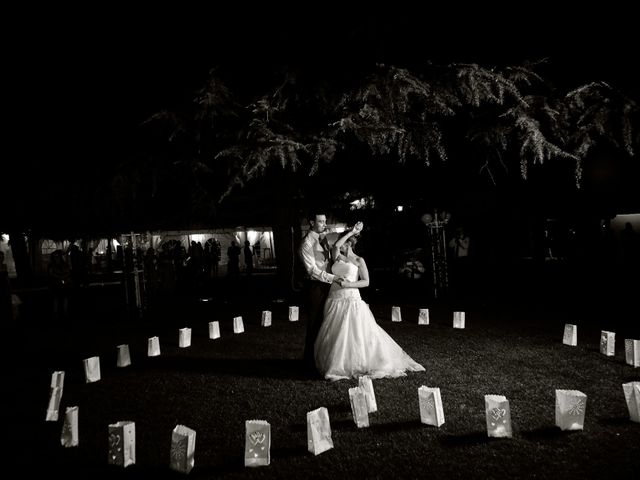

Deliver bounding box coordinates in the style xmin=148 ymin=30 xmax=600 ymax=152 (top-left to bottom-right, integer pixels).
xmin=299 ymin=210 xmax=344 ymax=373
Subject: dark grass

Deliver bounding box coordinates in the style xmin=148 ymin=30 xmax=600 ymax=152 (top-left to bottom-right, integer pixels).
xmin=9 ymin=274 xmax=640 ymax=479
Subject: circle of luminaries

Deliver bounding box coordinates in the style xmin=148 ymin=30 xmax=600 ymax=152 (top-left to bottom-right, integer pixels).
xmin=44 ymin=305 xmax=640 ymax=473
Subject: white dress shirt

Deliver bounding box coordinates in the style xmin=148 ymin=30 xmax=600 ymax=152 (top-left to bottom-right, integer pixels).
xmin=299 ymin=231 xmax=335 ymax=283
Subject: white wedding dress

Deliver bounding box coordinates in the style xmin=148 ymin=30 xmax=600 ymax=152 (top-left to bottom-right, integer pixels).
xmin=314 ymin=259 xmax=425 ymax=381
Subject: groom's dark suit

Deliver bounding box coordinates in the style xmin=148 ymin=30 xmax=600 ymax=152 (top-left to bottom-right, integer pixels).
xmin=299 ymin=230 xmax=335 ymax=370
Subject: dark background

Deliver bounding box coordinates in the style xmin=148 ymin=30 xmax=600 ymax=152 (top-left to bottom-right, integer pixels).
xmin=6 ymin=6 xmax=639 ymax=230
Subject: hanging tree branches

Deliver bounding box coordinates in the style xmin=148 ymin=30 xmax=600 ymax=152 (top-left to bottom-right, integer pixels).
xmin=140 ymin=59 xmax=638 ymax=205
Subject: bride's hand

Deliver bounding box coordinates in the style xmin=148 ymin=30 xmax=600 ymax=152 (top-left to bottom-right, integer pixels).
xmin=352 ymin=221 xmax=363 ymax=234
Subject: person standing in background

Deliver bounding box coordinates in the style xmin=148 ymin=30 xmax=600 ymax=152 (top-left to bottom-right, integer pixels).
xmin=244 ymin=240 xmax=254 ymax=274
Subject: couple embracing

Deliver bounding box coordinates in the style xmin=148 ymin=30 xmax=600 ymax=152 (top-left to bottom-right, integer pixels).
xmin=299 ymin=211 xmax=425 ymax=381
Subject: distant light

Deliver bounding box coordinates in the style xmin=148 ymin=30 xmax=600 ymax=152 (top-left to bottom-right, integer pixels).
xmin=334 ymin=227 xmax=346 ymax=233
xmin=396 ymin=205 xmax=404 ymax=212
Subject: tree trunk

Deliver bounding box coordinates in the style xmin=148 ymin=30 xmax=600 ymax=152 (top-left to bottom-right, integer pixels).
xmin=272 ymin=204 xmax=303 ymax=298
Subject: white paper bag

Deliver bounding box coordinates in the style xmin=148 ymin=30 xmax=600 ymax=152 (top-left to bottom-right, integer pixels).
xmin=209 ymin=321 xmax=220 ymax=340
xmin=485 ymin=395 xmax=512 ymax=438
xmin=307 ymin=407 xmax=333 ymax=456
xmin=288 ymin=306 xmax=299 ymax=322
xmin=61 ymin=406 xmax=79 ymax=447
xmin=358 ymin=376 xmax=377 ymax=413
xmin=51 ymin=370 xmax=65 ymax=392
xmin=348 ymin=387 xmax=370 ymax=428
xmin=46 ymin=371 xmax=65 ymax=421
xmin=418 ymin=309 xmax=429 ymax=325
xmin=108 ymin=421 xmax=136 ymax=467
xmin=233 ymin=316 xmax=245 ymax=334
xmin=83 ymin=356 xmax=101 ymax=383
xmin=600 ymin=330 xmax=615 ymax=356
xmin=179 ymin=327 xmax=192 ymax=348
xmin=261 ymin=310 xmax=272 ymax=327
xmin=625 ymin=339 xmax=639 ymax=367
xmin=169 ymin=424 xmax=196 ymax=474
xmin=453 ymin=311 xmax=465 ymax=329
xmin=555 ymin=389 xmax=587 ymax=431
xmin=391 ymin=306 xmax=402 ymax=322
xmin=245 ymin=420 xmax=270 ymax=467
xmin=622 ymin=381 xmax=640 ymax=423
xmin=148 ymin=336 xmax=161 ymax=357
xmin=563 ymin=324 xmax=577 ymax=346
xmin=418 ymin=386 xmax=445 ymax=427
xmin=117 ymin=344 xmax=131 ymax=367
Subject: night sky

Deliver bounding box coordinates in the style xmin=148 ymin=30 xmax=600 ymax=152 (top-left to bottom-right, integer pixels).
xmin=7 ymin=7 xmax=639 ymax=223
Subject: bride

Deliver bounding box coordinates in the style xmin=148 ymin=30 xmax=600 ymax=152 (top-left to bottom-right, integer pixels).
xmin=314 ymin=222 xmax=425 ymax=381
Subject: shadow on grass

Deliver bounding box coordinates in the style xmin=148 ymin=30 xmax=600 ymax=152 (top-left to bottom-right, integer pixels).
xmin=521 ymin=425 xmax=573 ymax=442
xmin=143 ymin=356 xmax=311 ymax=380
xmin=439 ymin=431 xmax=490 ymax=447
xmin=370 ymin=420 xmax=425 ymax=434
xmin=272 ymin=445 xmax=309 ymax=458
xmin=598 ymin=416 xmax=632 ymax=426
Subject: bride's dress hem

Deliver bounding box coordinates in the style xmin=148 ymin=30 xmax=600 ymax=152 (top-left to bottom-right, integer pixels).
xmin=323 ymin=365 xmax=425 ymax=382
xmin=314 ymin=260 xmax=425 ymax=381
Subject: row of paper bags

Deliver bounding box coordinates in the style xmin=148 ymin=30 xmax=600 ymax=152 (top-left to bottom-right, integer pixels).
xmin=563 ymin=324 xmax=639 ymax=367
xmin=50 ymin=375 xmax=640 ymax=473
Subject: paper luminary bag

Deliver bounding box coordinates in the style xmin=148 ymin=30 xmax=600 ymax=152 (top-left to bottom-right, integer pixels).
xmin=622 ymin=382 xmax=640 ymax=423
xmin=261 ymin=310 xmax=272 ymax=327
xmin=179 ymin=328 xmax=192 ymax=348
xmin=625 ymin=339 xmax=639 ymax=367
xmin=61 ymin=406 xmax=79 ymax=447
xmin=418 ymin=309 xmax=429 ymax=325
xmin=555 ymin=389 xmax=587 ymax=431
xmin=233 ymin=316 xmax=245 ymax=334
xmin=453 ymin=311 xmax=465 ymax=329
xmin=288 ymin=306 xmax=299 ymax=322
xmin=209 ymin=321 xmax=220 ymax=340
xmin=358 ymin=376 xmax=377 ymax=413
xmin=117 ymin=344 xmax=131 ymax=368
xmin=46 ymin=371 xmax=65 ymax=421
xmin=245 ymin=420 xmax=271 ymax=467
xmin=348 ymin=387 xmax=370 ymax=428
xmin=51 ymin=370 xmax=65 ymax=393
xmin=307 ymin=407 xmax=334 ymax=456
xmin=418 ymin=386 xmax=445 ymax=427
xmin=563 ymin=324 xmax=577 ymax=346
xmin=600 ymin=330 xmax=615 ymax=356
xmin=391 ymin=306 xmax=402 ymax=322
xmin=169 ymin=425 xmax=196 ymax=474
xmin=484 ymin=395 xmax=513 ymax=438
xmin=108 ymin=421 xmax=136 ymax=467
xmin=148 ymin=336 xmax=161 ymax=357
xmin=83 ymin=356 xmax=101 ymax=383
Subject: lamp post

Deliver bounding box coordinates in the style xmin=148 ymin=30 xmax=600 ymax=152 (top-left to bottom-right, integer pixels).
xmin=421 ymin=209 xmax=451 ymax=299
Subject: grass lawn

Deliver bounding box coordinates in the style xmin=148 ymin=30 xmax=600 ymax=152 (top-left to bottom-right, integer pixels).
xmin=10 ymin=277 xmax=640 ymax=479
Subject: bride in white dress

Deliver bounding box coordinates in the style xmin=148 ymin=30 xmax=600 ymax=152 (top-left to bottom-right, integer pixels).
xmin=314 ymin=223 xmax=425 ymax=381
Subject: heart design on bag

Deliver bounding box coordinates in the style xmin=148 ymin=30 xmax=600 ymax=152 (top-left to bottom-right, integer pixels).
xmin=109 ymin=432 xmax=122 ymax=459
xmin=249 ymin=431 xmax=266 ymax=445
xmin=490 ymin=408 xmax=507 ymax=421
